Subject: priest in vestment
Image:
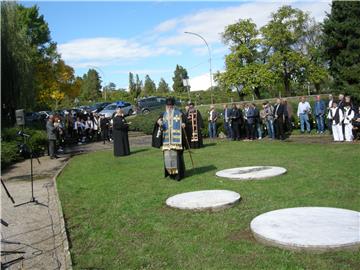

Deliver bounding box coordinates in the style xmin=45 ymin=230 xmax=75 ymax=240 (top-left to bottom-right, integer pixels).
xmin=112 ymin=108 xmax=130 ymax=157
xmin=152 ymin=97 xmax=187 ymax=181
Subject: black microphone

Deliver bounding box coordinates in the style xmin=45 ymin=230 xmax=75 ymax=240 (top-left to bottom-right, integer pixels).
xmin=17 ymin=131 xmax=30 ymax=138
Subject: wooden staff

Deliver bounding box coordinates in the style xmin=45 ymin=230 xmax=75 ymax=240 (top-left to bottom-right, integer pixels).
xmin=182 ymin=126 xmax=195 ymax=169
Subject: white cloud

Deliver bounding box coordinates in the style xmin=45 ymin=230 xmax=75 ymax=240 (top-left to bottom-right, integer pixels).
xmin=189 ymin=72 xmax=217 ymax=91
xmin=58 ymin=37 xmax=179 ymax=68
xmin=113 ymin=69 xmax=173 ymax=75
xmin=156 ymin=1 xmax=330 ymax=47
xmin=154 ymin=18 xmax=179 ymax=33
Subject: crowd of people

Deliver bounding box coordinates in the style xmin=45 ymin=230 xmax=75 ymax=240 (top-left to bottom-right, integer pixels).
xmin=46 ymin=94 xmax=359 ymax=159
xmin=45 ymin=108 xmax=131 ymax=158
xmin=198 ymin=94 xmax=359 ymax=142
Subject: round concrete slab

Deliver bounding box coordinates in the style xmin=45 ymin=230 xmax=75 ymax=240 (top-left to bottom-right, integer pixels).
xmin=166 ymin=190 xmax=241 ymax=211
xmin=250 ymin=207 xmax=360 ymax=252
xmin=216 ymin=166 xmax=286 ymax=180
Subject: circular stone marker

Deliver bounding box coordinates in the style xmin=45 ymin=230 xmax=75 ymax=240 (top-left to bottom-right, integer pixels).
xmin=166 ymin=190 xmax=240 ymax=211
xmin=216 ymin=166 xmax=286 ymax=180
xmin=250 ymin=207 xmax=360 ymax=252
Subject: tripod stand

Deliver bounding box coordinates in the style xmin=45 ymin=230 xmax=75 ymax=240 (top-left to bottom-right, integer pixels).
xmin=14 ymin=133 xmax=47 ymax=208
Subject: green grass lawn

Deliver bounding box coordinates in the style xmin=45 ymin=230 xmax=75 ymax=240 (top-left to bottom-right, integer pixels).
xmin=57 ymin=140 xmax=360 ymax=270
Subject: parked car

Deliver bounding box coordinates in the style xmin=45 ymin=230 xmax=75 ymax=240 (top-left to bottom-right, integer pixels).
xmin=99 ymin=101 xmax=134 ymax=118
xmin=38 ymin=111 xmax=51 ymax=119
xmin=24 ymin=112 xmax=41 ymax=123
xmin=136 ymin=96 xmax=180 ymax=114
xmin=89 ymin=102 xmax=111 ymax=113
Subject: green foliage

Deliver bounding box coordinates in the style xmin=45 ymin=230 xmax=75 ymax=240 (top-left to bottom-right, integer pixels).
xmin=1 ymin=141 xmax=22 ymax=168
xmin=322 ymin=1 xmax=360 ymax=100
xmin=142 ymin=75 xmax=156 ymax=96
xmin=128 ymin=72 xmax=137 ymax=97
xmin=80 ymin=69 xmax=102 ymax=102
xmin=1 ymin=126 xmax=47 ymax=168
xmin=1 ymin=2 xmax=81 ymax=125
xmin=128 ymin=109 xmax=162 ymax=135
xmin=58 ymin=142 xmax=360 ymax=269
xmin=1 ymin=2 xmax=36 ymax=121
xmin=157 ymin=78 xmax=170 ymax=93
xmin=172 ymin=65 xmax=189 ymax=93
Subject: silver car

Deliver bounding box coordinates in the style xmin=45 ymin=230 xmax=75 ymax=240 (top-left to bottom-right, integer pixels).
xmin=99 ymin=101 xmax=134 ymax=118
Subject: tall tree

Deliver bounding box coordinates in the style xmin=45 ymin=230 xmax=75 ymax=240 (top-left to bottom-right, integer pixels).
xmin=216 ymin=19 xmax=275 ymax=99
xmin=172 ymin=65 xmax=189 ymax=92
xmin=143 ymin=75 xmax=156 ymax=96
xmin=323 ymin=1 xmax=360 ymax=100
xmin=135 ymin=74 xmax=143 ymax=98
xmin=157 ymin=78 xmax=170 ymax=93
xmin=128 ymin=72 xmax=136 ymax=96
xmin=80 ymin=69 xmax=102 ymax=101
xmin=261 ymin=6 xmax=312 ymax=96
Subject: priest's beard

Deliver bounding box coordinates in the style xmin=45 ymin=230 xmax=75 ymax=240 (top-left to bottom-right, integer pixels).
xmin=166 ymin=106 xmax=174 ymax=116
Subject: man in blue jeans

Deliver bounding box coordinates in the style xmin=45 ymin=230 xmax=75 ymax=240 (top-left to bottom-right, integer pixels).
xmin=314 ymin=95 xmax=326 ymax=133
xmin=208 ymin=105 xmax=218 ymax=138
xmin=297 ymin=96 xmax=311 ymax=133
xmin=262 ymin=102 xmax=275 ymax=139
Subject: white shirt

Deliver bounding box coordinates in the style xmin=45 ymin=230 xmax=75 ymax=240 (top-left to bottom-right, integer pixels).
xmin=85 ymin=120 xmax=93 ymax=129
xmin=328 ymin=99 xmax=333 ymax=109
xmin=327 ymin=107 xmax=344 ymax=125
xmin=297 ymin=101 xmax=311 ymax=116
xmin=343 ymin=107 xmax=354 ymax=124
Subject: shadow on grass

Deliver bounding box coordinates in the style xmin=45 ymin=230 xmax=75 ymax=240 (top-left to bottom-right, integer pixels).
xmin=186 ymin=165 xmax=217 ymax=177
xmin=203 ymin=142 xmax=217 ymax=148
xmin=131 ymin=148 xmax=150 ymax=155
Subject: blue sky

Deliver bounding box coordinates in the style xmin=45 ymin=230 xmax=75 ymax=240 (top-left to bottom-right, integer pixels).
xmin=23 ymin=1 xmax=331 ymax=91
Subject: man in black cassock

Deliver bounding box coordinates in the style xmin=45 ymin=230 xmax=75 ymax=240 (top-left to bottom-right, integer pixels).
xmin=152 ymin=97 xmax=188 ymax=181
xmin=185 ymin=102 xmax=204 ymax=148
xmin=112 ymin=108 xmax=130 ymax=157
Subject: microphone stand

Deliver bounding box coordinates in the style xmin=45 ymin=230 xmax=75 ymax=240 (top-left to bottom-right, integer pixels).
xmin=14 ymin=135 xmax=47 ymax=208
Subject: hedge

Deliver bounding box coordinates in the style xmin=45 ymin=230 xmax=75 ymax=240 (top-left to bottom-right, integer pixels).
xmin=1 ymin=126 xmax=47 ymax=169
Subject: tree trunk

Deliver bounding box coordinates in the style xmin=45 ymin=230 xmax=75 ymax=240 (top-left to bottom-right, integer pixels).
xmin=254 ymin=87 xmax=261 ymax=99
xmin=237 ymin=90 xmax=245 ymax=101
xmin=283 ymin=73 xmax=291 ymax=96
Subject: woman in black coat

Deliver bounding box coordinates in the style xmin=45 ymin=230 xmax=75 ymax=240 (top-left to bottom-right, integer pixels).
xmin=112 ymin=108 xmax=130 ymax=157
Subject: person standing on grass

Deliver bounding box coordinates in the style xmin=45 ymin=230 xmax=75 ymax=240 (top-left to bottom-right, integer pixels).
xmin=343 ymin=102 xmax=355 ymax=142
xmin=223 ymin=104 xmax=233 ymax=139
xmin=230 ymin=103 xmax=242 ymax=141
xmin=274 ymin=98 xmax=285 ymax=140
xmin=112 ymin=108 xmax=131 ymax=157
xmin=253 ymin=103 xmax=262 ymax=139
xmin=100 ymin=114 xmax=110 ymax=144
xmin=314 ymin=95 xmax=326 ymax=134
xmin=338 ymin=94 xmax=345 ymax=110
xmin=328 ymin=101 xmax=344 ymax=142
xmin=46 ymin=115 xmax=58 ymax=159
xmin=152 ymin=97 xmax=187 ymax=181
xmin=245 ymin=103 xmax=256 ymax=140
xmin=263 ymin=101 xmax=275 ymax=139
xmin=327 ymin=94 xmax=334 ymax=133
xmin=208 ymin=105 xmax=218 ymax=138
xmin=297 ymin=96 xmax=311 ymax=134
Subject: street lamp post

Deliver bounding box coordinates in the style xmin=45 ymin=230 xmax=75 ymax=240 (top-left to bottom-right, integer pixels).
xmin=184 ymin=31 xmax=213 ymax=91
